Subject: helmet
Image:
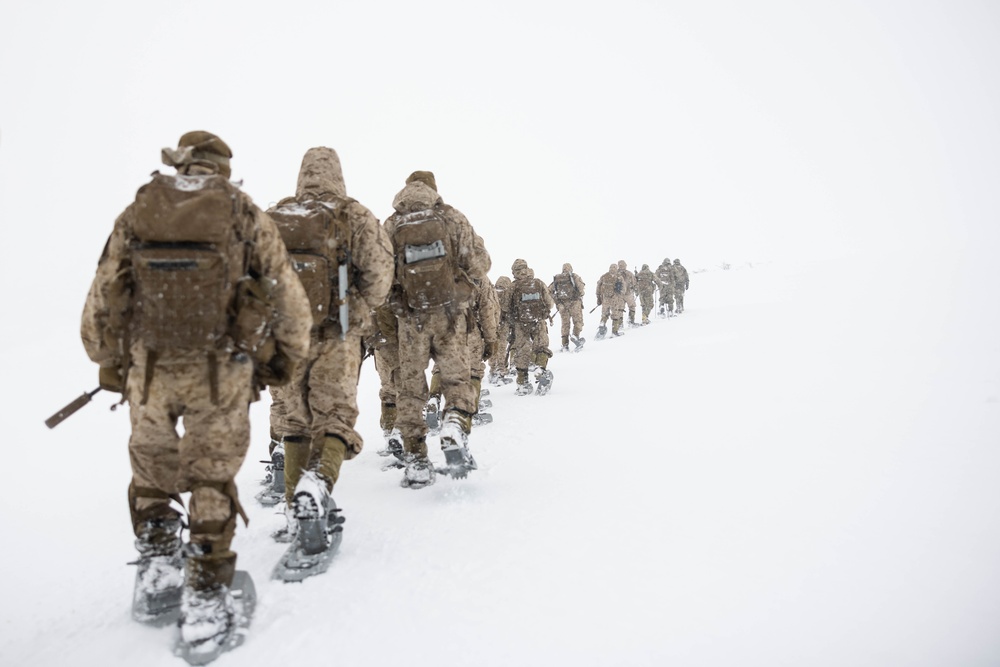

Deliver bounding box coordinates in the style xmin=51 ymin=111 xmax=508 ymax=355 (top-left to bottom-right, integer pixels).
xmin=674 ymin=258 xmax=681 ymax=264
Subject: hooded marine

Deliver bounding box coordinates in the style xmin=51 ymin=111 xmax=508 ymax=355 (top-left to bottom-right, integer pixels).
xmin=268 ymin=146 xmax=393 ymax=504
xmin=383 ymin=171 xmax=491 ymax=487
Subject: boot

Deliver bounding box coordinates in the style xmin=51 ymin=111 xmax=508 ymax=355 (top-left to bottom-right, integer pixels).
xmin=560 ymin=335 xmax=569 ymax=352
xmin=401 ymin=453 xmax=436 ymax=489
xmin=440 ymin=409 xmax=476 ymax=479
xmin=132 ymin=515 xmax=184 ymax=624
xmin=515 ymin=368 xmax=533 ymax=396
xmin=282 ymin=435 xmax=310 ymax=507
xmin=379 ymin=402 xmax=397 ymax=433
xmin=309 ymin=434 xmax=347 ymax=488
xmin=179 ymin=552 xmax=238 ymax=660
xmin=291 ymin=471 xmax=334 ymax=556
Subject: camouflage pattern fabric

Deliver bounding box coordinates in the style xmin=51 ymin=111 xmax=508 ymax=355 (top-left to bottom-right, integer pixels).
xmin=268 ymin=147 xmax=393 ymax=493
xmin=549 ymin=263 xmax=585 ymax=339
xmin=81 ymin=139 xmax=312 ymax=570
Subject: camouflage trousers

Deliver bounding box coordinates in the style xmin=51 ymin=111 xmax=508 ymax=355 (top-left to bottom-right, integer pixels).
xmin=396 ymin=310 xmax=475 ymax=456
xmin=600 ymin=296 xmax=625 ymax=326
xmin=375 ymin=340 xmax=400 ymax=406
xmin=556 ymin=300 xmax=584 ymax=338
xmin=511 ymin=319 xmax=552 ymax=370
xmin=675 ymin=288 xmax=685 ymax=311
xmin=639 ymin=289 xmax=655 ymax=319
xmin=489 ymin=318 xmax=512 ymax=378
xmin=269 ymin=333 xmax=365 ymax=461
xmin=659 ymin=287 xmax=675 ymax=313
xmin=126 ymin=348 xmax=254 ymax=558
xmin=622 ymin=290 xmax=636 ymax=318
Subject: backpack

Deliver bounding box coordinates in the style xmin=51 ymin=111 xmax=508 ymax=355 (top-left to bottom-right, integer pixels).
xmin=268 ymin=197 xmax=352 ymax=328
xmin=510 ymin=278 xmax=549 ymax=323
xmin=392 ymin=208 xmax=461 ymax=312
xmin=129 ymin=173 xmax=247 ymax=351
xmin=551 ymin=273 xmax=579 ymax=304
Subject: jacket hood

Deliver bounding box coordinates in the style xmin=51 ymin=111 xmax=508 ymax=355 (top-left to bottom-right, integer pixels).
xmin=562 ymin=263 xmax=573 ymax=273
xmin=512 ymin=258 xmax=531 ymax=281
xmin=296 ymin=147 xmax=346 ymax=199
xmin=392 ymin=181 xmax=442 ymax=213
xmin=608 ymin=263 xmax=618 ymax=273
xmin=495 ymin=276 xmax=512 ymax=289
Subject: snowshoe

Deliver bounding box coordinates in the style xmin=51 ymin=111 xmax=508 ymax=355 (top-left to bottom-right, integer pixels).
xmin=515 ymin=381 xmax=533 ymax=396
xmin=272 ymin=472 xmax=345 ymax=582
xmin=423 ymin=396 xmax=442 ymax=432
xmin=254 ymin=444 xmax=285 ymax=507
xmin=376 ymin=428 xmax=404 ymax=459
xmin=594 ymin=325 xmax=607 ymax=341
xmin=437 ymin=422 xmax=477 ymax=480
xmin=174 ymin=571 xmax=256 ymax=666
xmin=472 ymin=411 xmax=493 ymax=427
xmin=131 ymin=517 xmax=184 ymax=626
xmin=478 ymin=398 xmax=493 ymax=409
xmin=535 ymin=369 xmax=554 ymax=396
xmin=570 ymin=335 xmax=585 ymax=351
xmin=400 ymin=455 xmax=436 ymax=489
xmin=132 ymin=553 xmax=184 ymax=626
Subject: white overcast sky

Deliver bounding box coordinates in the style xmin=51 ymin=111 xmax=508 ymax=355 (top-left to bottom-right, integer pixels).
xmin=2 ymin=0 xmax=999 ymax=307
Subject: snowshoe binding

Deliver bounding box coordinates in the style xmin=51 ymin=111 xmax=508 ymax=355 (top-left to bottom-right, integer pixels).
xmin=570 ymin=334 xmax=585 ymax=351
xmin=174 ymin=571 xmax=256 ymax=666
xmin=423 ymin=396 xmax=442 ymax=432
xmin=594 ymin=325 xmax=608 ymax=341
xmin=377 ymin=428 xmax=405 ymax=470
xmin=438 ymin=421 xmax=477 ymax=479
xmin=254 ymin=443 xmax=285 ymax=507
xmin=272 ymin=472 xmax=345 ymax=582
xmin=535 ymin=369 xmax=554 ymax=396
xmin=400 ymin=455 xmax=436 ymax=489
xmin=131 ymin=517 xmax=184 ymax=626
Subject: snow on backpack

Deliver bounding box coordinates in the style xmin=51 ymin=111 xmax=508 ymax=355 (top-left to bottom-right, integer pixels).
xmin=129 ymin=173 xmax=248 ymax=351
xmin=551 ymin=273 xmax=579 ymax=303
xmin=268 ymin=197 xmax=352 ymax=330
xmin=511 ymin=278 xmax=549 ymax=323
xmin=392 ymin=208 xmax=461 ymax=312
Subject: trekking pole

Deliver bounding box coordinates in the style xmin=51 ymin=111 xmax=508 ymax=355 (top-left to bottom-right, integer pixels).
xmin=45 ymin=387 xmax=102 ymax=429
xmin=589 ymin=304 xmax=600 ymax=314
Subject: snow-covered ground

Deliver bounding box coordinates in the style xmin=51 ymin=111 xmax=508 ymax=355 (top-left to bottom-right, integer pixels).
xmin=6 ymin=255 xmax=999 ymax=666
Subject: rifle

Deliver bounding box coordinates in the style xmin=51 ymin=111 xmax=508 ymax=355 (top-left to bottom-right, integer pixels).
xmin=45 ymin=387 xmax=103 ymax=429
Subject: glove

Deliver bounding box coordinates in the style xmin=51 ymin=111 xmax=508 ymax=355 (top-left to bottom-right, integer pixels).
xmin=597 ymin=297 xmax=603 ymax=306
xmin=98 ymin=364 xmax=124 ymax=393
xmin=257 ymin=347 xmax=293 ymax=387
xmin=482 ymin=340 xmax=497 ymax=361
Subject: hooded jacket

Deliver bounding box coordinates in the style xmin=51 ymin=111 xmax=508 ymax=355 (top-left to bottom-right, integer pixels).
xmin=271 ymin=147 xmax=393 ymax=335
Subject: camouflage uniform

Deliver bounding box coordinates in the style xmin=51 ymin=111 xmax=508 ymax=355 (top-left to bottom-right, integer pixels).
xmin=596 ymin=263 xmax=626 ymax=335
xmin=268 ymin=147 xmax=393 ymax=504
xmin=672 ymin=259 xmax=690 ymax=313
xmin=372 ymin=302 xmax=401 ymax=435
xmin=655 ymin=258 xmax=675 ymax=317
xmin=635 ymin=264 xmax=659 ymax=324
xmin=509 ymin=259 xmax=556 ymax=393
xmin=617 ymin=260 xmax=638 ymax=326
xmin=385 ymin=171 xmax=491 ymax=473
xmin=427 ymin=274 xmax=500 ymax=414
xmin=80 ymin=132 xmax=312 ymax=623
xmin=488 ymin=276 xmax=513 ymax=384
xmin=548 ymin=263 xmax=586 ymax=350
